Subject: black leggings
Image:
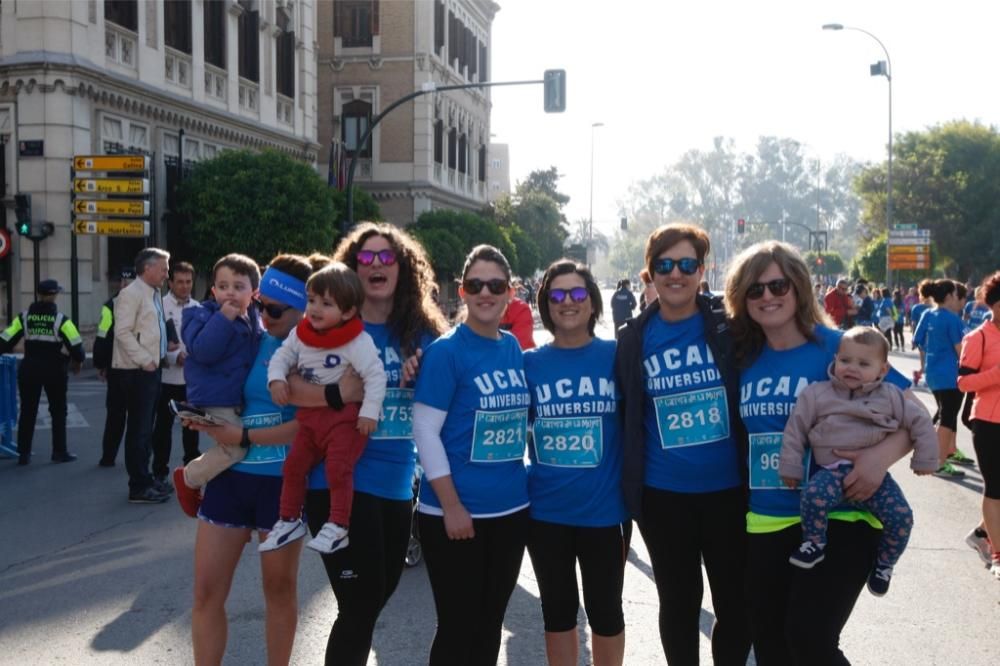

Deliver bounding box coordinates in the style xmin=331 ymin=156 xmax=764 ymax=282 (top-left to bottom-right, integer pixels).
xmin=972 ymin=420 xmax=1000 ymax=499
xmin=418 ymin=508 xmax=529 ymax=666
xmin=892 ymin=322 xmax=905 ymax=350
xmin=932 ymin=389 xmax=963 ymax=431
xmin=747 ymin=519 xmax=880 ymax=666
xmin=306 ymin=490 xmax=413 ymax=666
xmin=638 ymin=486 xmax=751 ymax=666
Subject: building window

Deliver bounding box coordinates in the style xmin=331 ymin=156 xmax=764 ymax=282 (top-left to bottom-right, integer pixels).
xmin=238 ymin=1 xmax=260 ymax=83
xmin=336 ymin=1 xmax=379 ymax=49
xmin=448 ymin=128 xmax=456 ymax=170
xmin=433 ymin=0 xmax=445 ymax=55
xmin=434 ymin=121 xmax=443 ymax=164
xmin=105 ymin=0 xmax=137 ymax=32
xmin=204 ymin=0 xmax=226 ymax=69
xmin=447 ymin=11 xmax=457 ymax=67
xmin=479 ymin=43 xmax=488 ymax=82
xmin=164 ymin=0 xmax=192 ymax=53
xmin=478 ymin=146 xmax=486 ymax=182
xmin=276 ymin=7 xmax=295 ymax=98
xmin=458 ymin=134 xmax=467 ymax=174
xmin=465 ymin=28 xmax=476 ymax=80
xmin=342 ymin=100 xmax=372 ymax=158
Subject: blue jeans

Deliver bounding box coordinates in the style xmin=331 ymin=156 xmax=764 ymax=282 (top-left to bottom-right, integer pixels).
xmin=121 ymin=368 xmax=161 ymax=494
xmin=800 ymin=463 xmax=913 ymax=567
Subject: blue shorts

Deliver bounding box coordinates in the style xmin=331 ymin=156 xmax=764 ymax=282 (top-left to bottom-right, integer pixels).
xmin=198 ymin=468 xmax=283 ymax=531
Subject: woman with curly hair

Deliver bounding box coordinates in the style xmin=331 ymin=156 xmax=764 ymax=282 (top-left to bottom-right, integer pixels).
xmin=304 ymin=222 xmax=449 ymax=665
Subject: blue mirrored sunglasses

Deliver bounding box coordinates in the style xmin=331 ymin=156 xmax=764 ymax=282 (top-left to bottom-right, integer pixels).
xmin=653 ymin=257 xmax=702 ymax=276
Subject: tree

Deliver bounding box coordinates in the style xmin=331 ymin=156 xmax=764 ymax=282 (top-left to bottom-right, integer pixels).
xmin=178 ymin=149 xmax=336 ymax=271
xmin=409 ymin=209 xmax=517 ymax=279
xmin=331 ymin=186 xmax=382 ymax=233
xmin=804 ymin=250 xmax=845 ymax=278
xmin=856 ymin=120 xmax=1000 ymax=280
xmin=515 ymin=166 xmax=570 ymax=207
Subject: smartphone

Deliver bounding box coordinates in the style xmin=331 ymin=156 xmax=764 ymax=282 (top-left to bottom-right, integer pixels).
xmin=169 ymin=400 xmax=228 ymax=426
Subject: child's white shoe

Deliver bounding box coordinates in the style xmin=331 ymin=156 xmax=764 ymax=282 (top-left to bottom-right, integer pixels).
xmin=259 ymin=518 xmax=307 ymax=552
xmin=306 ymin=522 xmax=349 ymax=554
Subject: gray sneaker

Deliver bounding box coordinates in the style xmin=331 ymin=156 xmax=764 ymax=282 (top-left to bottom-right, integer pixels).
xmin=128 ymin=487 xmax=170 ymax=504
xmin=965 ymin=527 xmax=993 ymax=566
xmin=153 ymin=476 xmax=175 ymax=495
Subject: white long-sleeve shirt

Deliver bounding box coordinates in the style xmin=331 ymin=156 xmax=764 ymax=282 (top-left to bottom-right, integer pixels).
xmin=162 ymin=292 xmax=200 ymax=385
xmin=267 ymin=327 xmax=387 ymax=421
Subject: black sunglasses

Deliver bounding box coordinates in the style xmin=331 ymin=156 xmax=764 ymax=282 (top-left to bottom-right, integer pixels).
xmin=462 ymin=278 xmax=509 ymax=295
xmin=653 ymin=257 xmax=702 ymax=276
xmin=254 ymin=298 xmax=293 ymax=319
xmin=746 ymin=278 xmax=792 ymax=300
xmin=548 ymin=287 xmax=589 ymax=304
xmin=356 ymin=249 xmax=397 ymax=266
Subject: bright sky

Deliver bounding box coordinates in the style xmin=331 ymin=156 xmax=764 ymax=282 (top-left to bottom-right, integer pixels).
xmin=489 ymin=0 xmax=1000 ymax=237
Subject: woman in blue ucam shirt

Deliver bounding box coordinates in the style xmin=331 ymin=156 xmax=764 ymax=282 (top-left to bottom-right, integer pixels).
xmin=302 ymin=224 xmax=448 ymax=665
xmin=725 ymin=241 xmax=914 ymax=665
xmin=524 ymin=259 xmax=629 ymax=666
xmin=413 ymin=245 xmax=531 ymax=665
xmin=913 ymin=278 xmax=972 ymax=476
xmin=616 ymin=223 xmax=750 ymax=665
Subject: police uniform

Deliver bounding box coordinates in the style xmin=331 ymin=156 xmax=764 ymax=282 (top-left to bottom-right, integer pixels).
xmin=0 ymin=280 xmax=85 ymax=465
xmin=94 ymin=269 xmax=135 ymax=466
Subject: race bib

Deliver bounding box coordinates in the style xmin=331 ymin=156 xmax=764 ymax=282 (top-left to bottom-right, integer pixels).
xmin=240 ymin=412 xmax=286 ymax=463
xmin=748 ymin=432 xmax=810 ymax=490
xmin=470 ymin=408 xmax=528 ymax=462
xmin=532 ymin=416 xmax=603 ymax=468
xmin=654 ymin=386 xmax=729 ymax=449
xmin=371 ymin=388 xmax=414 ymax=440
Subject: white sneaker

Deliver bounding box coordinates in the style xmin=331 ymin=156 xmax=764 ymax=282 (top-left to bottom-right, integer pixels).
xmin=991 ymin=554 xmax=1000 ymax=581
xmin=258 ymin=518 xmax=307 ymax=552
xmin=965 ymin=527 xmax=993 ymax=566
xmin=306 ymin=522 xmax=349 ymax=554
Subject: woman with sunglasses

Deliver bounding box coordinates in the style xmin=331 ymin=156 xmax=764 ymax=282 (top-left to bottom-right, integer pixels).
xmin=300 ymin=222 xmax=448 ymax=665
xmin=725 ymin=241 xmax=913 ymax=664
xmin=524 ymin=259 xmax=630 ymax=666
xmin=615 ymin=223 xmax=750 ymax=665
xmin=413 ymin=244 xmax=531 ymax=665
xmin=186 ymin=253 xmax=326 ymax=665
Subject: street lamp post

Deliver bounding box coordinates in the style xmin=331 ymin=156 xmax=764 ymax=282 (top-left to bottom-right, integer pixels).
xmin=588 ymin=122 xmax=604 ymax=264
xmin=822 ymin=23 xmax=893 ymax=287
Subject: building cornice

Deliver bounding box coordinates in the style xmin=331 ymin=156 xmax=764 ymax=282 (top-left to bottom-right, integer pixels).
xmin=361 ymin=180 xmax=487 ymax=209
xmin=0 ymin=50 xmax=320 ymax=161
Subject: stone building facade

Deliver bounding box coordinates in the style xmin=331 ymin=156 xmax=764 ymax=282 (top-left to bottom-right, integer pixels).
xmin=318 ymin=0 xmax=499 ymax=226
xmin=0 ymin=0 xmax=318 ymax=327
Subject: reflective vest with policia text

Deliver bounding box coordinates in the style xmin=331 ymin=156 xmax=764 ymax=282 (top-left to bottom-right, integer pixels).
xmin=0 ymin=302 xmax=86 ymax=364
xmin=92 ymin=297 xmax=116 ymax=370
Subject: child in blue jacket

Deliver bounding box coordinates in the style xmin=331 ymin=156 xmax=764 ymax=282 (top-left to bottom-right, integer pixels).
xmin=175 ymin=254 xmax=263 ymax=506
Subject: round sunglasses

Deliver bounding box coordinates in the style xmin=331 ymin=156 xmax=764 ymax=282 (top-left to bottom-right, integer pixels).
xmin=462 ymin=278 xmax=509 ymax=295
xmin=653 ymin=257 xmax=702 ymax=276
xmin=746 ymin=278 xmax=792 ymax=300
xmin=548 ymin=287 xmax=589 ymax=304
xmin=356 ymin=249 xmax=397 ymax=266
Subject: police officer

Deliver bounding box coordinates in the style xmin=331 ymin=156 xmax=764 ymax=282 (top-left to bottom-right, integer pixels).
xmin=94 ymin=268 xmax=135 ymax=467
xmin=0 ymin=279 xmax=85 ymax=465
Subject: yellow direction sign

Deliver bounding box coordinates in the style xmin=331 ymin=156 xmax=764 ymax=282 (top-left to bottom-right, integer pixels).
xmin=73 ymin=155 xmax=149 ymax=171
xmin=73 ymin=219 xmax=150 ymax=237
xmin=73 ymin=199 xmax=149 ymax=217
xmin=73 ymin=178 xmax=149 ymax=194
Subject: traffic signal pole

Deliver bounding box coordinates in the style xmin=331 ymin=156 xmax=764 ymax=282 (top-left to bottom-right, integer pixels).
xmin=342 ymin=77 xmax=553 ymax=235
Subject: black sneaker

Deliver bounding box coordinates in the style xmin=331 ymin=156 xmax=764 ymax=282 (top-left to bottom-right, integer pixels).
xmin=128 ymin=487 xmax=170 ymax=504
xmin=153 ymin=476 xmax=175 ymax=495
xmin=789 ymin=541 xmax=826 ymax=569
xmin=51 ymin=452 xmax=78 ymax=463
xmin=867 ymin=564 xmax=893 ymax=596
xmin=17 ymin=454 xmax=30 ymax=466
xmin=98 ymin=459 xmax=116 ymax=468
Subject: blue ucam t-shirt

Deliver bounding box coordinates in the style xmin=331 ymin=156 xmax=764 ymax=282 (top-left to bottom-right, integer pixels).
xmin=524 ymin=338 xmax=627 ymax=528
xmin=912 ymin=307 xmax=964 ymax=390
xmin=641 ymin=312 xmax=742 ymax=493
xmin=739 ymin=325 xmax=911 ymax=517
xmin=414 ymin=324 xmax=530 ymax=516
xmin=964 ymin=302 xmax=993 ymax=332
xmin=308 ymin=323 xmax=437 ymax=498
xmin=910 ymin=303 xmax=929 ymax=333
xmin=231 ymin=333 xmax=298 ymax=477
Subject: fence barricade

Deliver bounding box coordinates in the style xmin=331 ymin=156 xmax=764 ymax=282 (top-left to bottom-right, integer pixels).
xmin=0 ymin=356 xmax=18 ymax=457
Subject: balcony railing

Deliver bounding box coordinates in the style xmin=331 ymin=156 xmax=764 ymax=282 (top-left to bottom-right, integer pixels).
xmin=105 ymin=24 xmax=137 ymax=69
xmin=205 ymin=64 xmax=227 ymax=102
xmin=238 ymin=78 xmax=259 ymax=113
xmin=165 ymin=48 xmax=192 ymax=89
xmin=276 ymin=94 xmax=294 ymax=126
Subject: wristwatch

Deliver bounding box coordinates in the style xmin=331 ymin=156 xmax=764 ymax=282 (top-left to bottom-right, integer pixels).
xmin=240 ymin=427 xmax=252 ymax=449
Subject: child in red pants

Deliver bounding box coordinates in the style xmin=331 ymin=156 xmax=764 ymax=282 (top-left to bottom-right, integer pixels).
xmin=259 ymin=262 xmax=386 ymax=553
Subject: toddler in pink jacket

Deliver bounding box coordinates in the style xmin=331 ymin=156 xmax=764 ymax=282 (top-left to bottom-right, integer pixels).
xmin=780 ymin=327 xmax=938 ymax=596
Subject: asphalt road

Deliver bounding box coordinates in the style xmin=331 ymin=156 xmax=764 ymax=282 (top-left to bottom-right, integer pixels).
xmin=1 ymin=308 xmax=997 ymax=664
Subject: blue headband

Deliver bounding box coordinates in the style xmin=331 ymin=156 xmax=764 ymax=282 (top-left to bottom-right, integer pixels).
xmin=259 ymin=267 xmax=307 ymax=311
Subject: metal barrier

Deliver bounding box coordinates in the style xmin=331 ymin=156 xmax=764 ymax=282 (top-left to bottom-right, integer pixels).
xmin=0 ymin=356 xmax=17 ymax=457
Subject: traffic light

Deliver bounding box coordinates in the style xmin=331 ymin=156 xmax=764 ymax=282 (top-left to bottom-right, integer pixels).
xmin=620 ymin=216 xmax=628 ymax=231
xmin=737 ymin=218 xmax=745 ymax=234
xmin=14 ymin=193 xmax=31 ymax=236
xmin=543 ymin=69 xmax=566 ymax=113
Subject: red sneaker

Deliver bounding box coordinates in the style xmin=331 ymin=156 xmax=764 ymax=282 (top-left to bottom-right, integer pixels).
xmin=173 ymin=467 xmax=201 ymax=518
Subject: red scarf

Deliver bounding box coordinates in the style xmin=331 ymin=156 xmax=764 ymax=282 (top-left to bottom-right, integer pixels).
xmin=296 ymin=316 xmax=364 ymax=349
